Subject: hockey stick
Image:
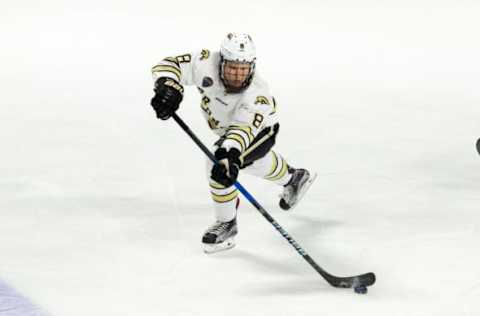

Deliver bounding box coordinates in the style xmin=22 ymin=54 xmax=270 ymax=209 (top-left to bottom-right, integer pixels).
xmin=171 ymin=113 xmax=376 ymax=289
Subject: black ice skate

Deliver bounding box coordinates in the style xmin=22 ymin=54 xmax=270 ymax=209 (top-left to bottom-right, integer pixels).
xmin=202 ymin=218 xmax=238 ymax=254
xmin=279 ymin=168 xmax=317 ymax=210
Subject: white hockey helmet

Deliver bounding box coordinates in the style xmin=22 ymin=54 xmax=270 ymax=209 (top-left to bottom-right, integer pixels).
xmin=219 ymin=33 xmax=256 ymax=92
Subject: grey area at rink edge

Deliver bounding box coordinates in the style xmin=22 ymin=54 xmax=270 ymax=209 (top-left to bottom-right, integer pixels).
xmin=0 ymin=279 xmax=47 ymax=316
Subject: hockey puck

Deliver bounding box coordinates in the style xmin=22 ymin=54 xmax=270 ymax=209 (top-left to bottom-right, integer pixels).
xmin=476 ymin=138 xmax=480 ymax=155
xmin=354 ymin=285 xmax=368 ymax=294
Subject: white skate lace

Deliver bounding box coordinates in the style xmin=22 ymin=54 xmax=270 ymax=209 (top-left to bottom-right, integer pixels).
xmin=207 ymin=222 xmax=230 ymax=235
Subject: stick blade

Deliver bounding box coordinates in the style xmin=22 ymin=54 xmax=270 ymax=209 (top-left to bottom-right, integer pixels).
xmin=325 ymin=272 xmax=376 ymax=288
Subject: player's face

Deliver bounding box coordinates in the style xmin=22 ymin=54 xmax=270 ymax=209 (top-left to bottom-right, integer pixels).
xmin=223 ymin=61 xmax=251 ymax=89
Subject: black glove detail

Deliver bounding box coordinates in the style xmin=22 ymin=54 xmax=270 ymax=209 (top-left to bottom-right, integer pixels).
xmin=211 ymin=148 xmax=242 ymax=187
xmin=150 ymin=77 xmax=184 ymax=120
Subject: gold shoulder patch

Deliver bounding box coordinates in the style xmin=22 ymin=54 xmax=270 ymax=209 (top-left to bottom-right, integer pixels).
xmin=200 ymin=49 xmax=210 ymax=60
xmin=254 ymin=96 xmax=270 ymax=105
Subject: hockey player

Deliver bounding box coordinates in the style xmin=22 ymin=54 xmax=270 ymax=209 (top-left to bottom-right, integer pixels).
xmin=150 ymin=33 xmax=316 ymax=253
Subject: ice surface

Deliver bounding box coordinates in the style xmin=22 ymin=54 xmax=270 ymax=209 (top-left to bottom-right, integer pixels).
xmin=0 ymin=1 xmax=479 ymax=315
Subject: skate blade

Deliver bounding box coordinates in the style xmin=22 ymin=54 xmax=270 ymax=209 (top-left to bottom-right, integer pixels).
xmin=203 ymin=237 xmax=236 ymax=254
xmin=286 ymin=172 xmax=318 ymax=211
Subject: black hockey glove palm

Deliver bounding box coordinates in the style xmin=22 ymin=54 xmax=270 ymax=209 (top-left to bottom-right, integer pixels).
xmin=211 ymin=148 xmax=242 ymax=187
xmin=150 ymin=77 xmax=184 ymax=120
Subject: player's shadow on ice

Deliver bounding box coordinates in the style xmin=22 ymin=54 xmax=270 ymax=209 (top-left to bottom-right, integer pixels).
xmin=220 ymin=250 xmax=334 ymax=295
xmin=238 ymin=278 xmax=332 ymax=296
xmin=215 ymin=248 xmax=305 ymax=276
xmin=283 ymin=216 xmax=344 ymax=240
xmin=212 ymin=219 xmax=343 ymax=271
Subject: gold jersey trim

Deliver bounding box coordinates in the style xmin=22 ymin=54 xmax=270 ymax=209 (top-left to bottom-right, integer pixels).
xmin=151 ymin=65 xmax=181 ymax=81
xmin=212 ymin=190 xmax=239 ymax=203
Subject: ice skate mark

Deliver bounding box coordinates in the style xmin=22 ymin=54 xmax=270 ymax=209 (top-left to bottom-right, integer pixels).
xmin=461 ymin=283 xmax=480 ymax=316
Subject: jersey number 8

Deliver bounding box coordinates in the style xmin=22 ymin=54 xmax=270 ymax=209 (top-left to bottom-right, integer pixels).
xmin=253 ymin=114 xmax=264 ymax=128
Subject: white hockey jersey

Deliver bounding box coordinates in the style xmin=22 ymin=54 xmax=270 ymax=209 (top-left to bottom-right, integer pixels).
xmin=151 ymin=49 xmax=278 ymax=153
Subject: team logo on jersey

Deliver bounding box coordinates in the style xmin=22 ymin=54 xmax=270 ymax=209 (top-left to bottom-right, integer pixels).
xmin=254 ymin=96 xmax=270 ymax=105
xmin=202 ymin=76 xmax=213 ymax=88
xmin=200 ymin=49 xmax=210 ymax=60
